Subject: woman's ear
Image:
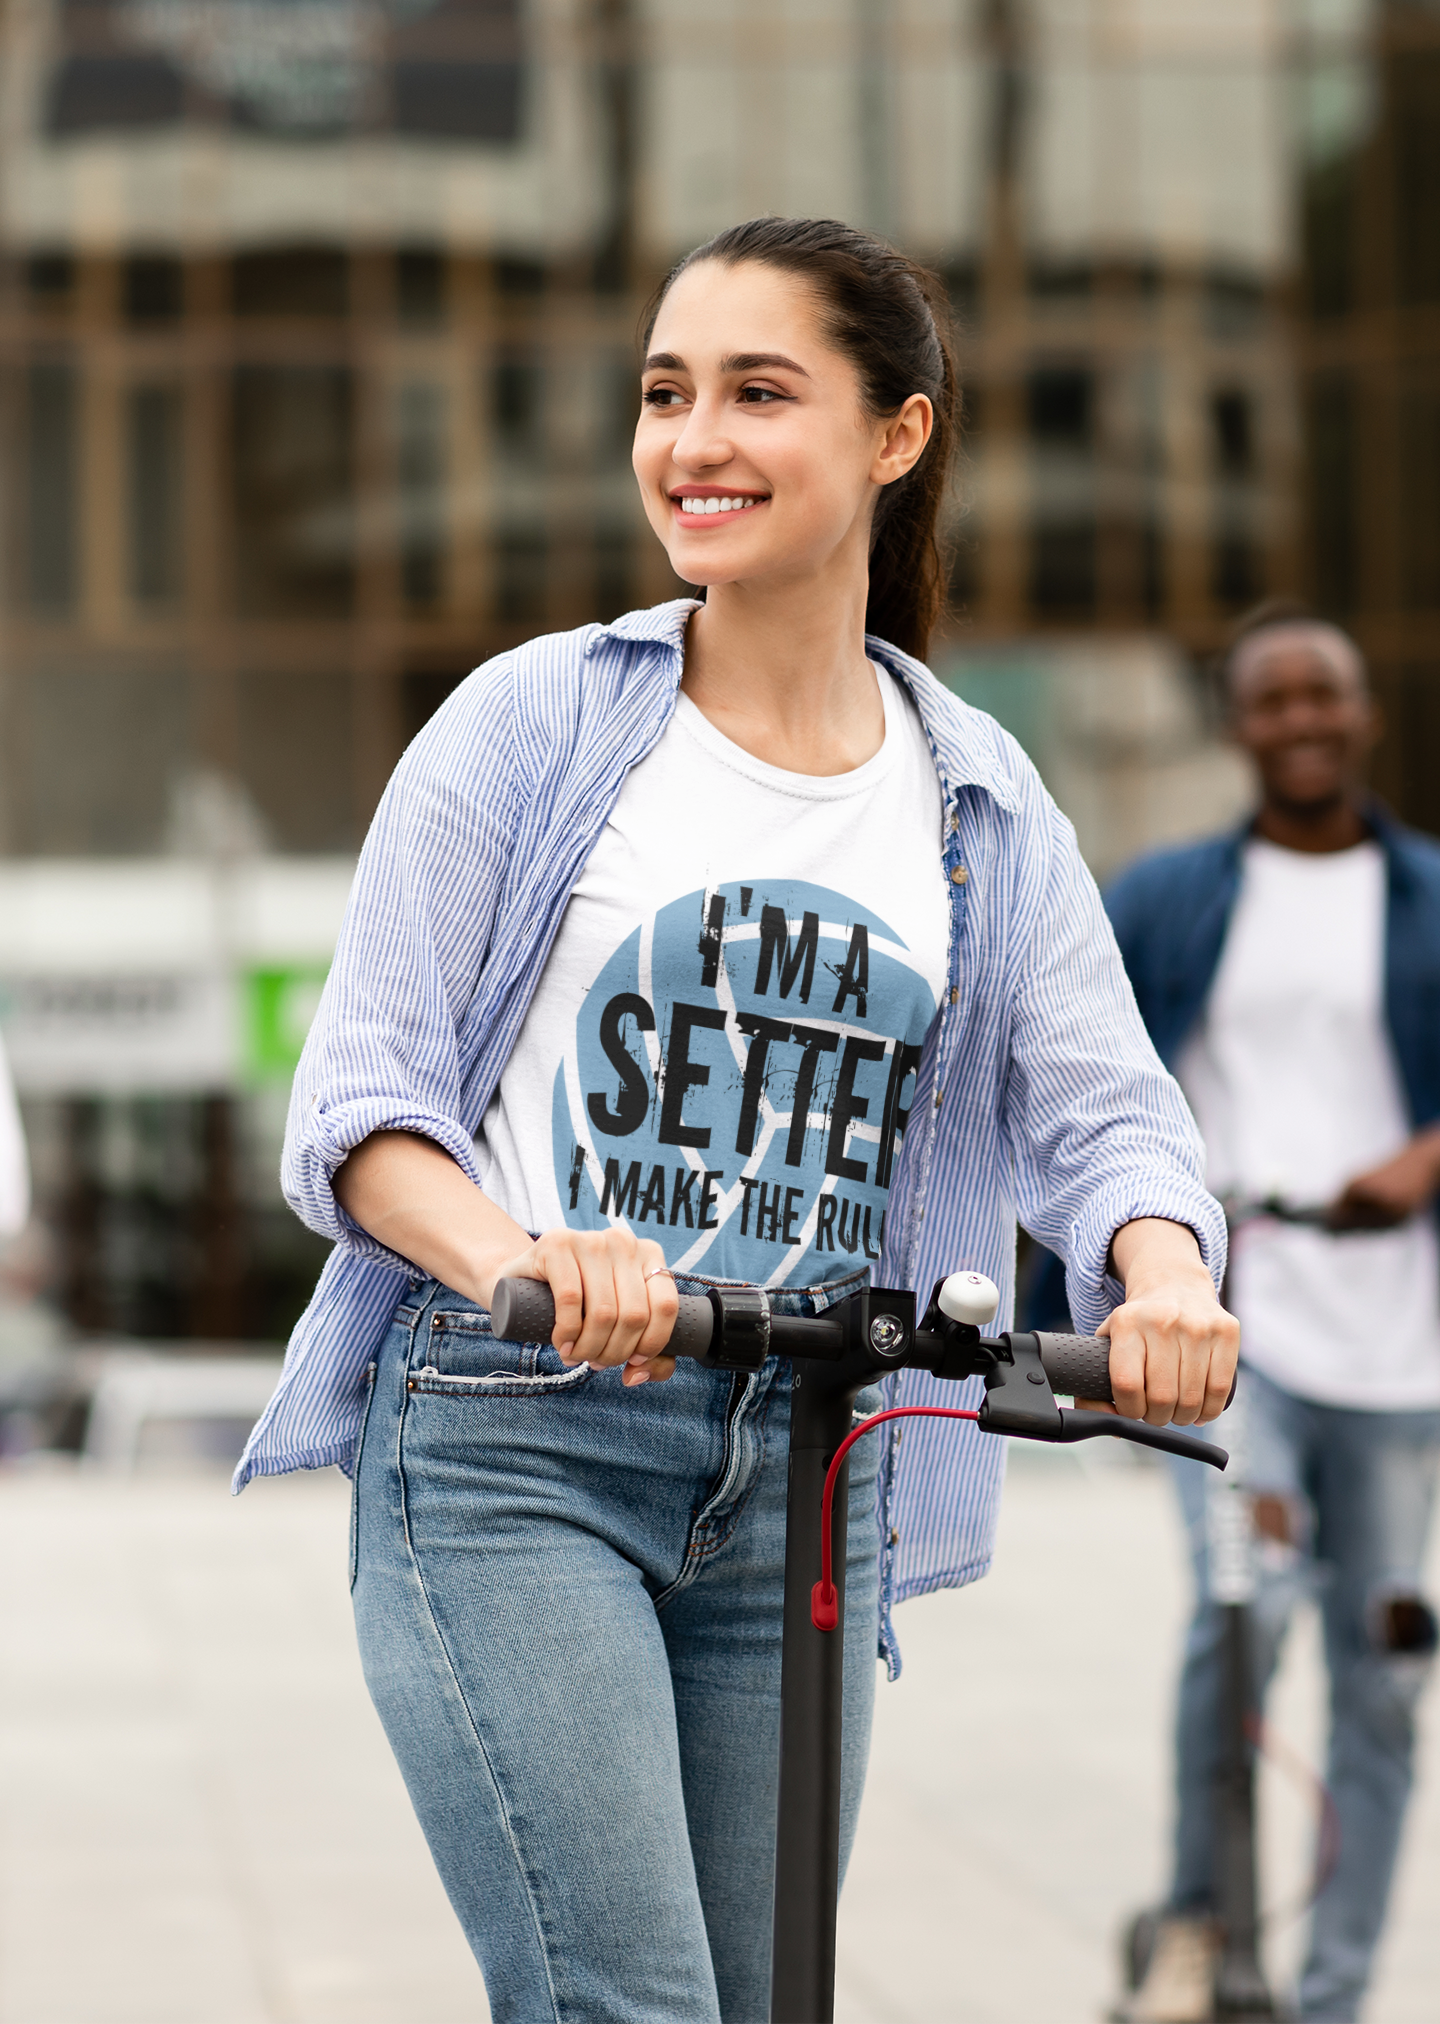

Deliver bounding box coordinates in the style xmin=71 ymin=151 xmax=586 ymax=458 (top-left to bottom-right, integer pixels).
xmin=871 ymin=394 xmax=933 ymax=488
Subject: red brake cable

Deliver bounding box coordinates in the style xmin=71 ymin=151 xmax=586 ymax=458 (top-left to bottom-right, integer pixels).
xmin=811 ymin=1405 xmax=980 ymax=1630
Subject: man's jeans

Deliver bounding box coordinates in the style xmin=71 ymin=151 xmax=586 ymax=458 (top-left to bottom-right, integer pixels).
xmin=351 ymin=1271 xmax=881 ymax=2024
xmin=1169 ymin=1365 xmax=1440 ymax=2021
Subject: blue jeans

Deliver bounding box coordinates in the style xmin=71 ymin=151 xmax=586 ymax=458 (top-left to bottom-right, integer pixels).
xmin=351 ymin=1270 xmax=882 ymax=2024
xmin=1169 ymin=1365 xmax=1440 ymax=2020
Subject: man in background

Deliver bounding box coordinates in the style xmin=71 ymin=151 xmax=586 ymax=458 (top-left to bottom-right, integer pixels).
xmin=1108 ymin=606 xmax=1440 ymax=2022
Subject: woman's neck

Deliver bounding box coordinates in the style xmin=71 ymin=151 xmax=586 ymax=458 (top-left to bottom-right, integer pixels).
xmin=680 ymin=575 xmax=884 ymax=777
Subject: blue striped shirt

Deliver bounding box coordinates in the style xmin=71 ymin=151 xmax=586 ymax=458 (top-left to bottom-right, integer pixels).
xmin=236 ymin=599 xmax=1224 ymax=1662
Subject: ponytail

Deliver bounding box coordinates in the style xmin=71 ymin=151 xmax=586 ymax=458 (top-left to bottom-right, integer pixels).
xmin=642 ymin=217 xmax=958 ymax=662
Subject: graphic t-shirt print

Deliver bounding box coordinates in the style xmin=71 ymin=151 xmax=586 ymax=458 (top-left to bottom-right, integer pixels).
xmin=552 ymin=878 xmax=938 ymax=1286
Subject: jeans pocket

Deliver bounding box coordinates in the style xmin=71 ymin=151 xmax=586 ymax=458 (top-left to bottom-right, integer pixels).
xmin=410 ymin=1308 xmax=594 ymax=1398
xmin=349 ymin=1360 xmax=379 ymax=1592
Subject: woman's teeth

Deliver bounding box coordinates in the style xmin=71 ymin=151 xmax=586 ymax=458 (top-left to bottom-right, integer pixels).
xmin=678 ymin=496 xmax=762 ymax=515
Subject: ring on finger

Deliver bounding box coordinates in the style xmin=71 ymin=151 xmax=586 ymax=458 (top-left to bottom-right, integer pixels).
xmin=644 ymin=1266 xmax=675 ymax=1284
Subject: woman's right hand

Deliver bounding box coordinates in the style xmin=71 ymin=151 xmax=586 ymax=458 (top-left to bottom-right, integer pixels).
xmin=485 ymin=1225 xmax=681 ymax=1387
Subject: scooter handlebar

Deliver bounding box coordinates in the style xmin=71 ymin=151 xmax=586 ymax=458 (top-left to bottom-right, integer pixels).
xmin=490 ymin=1279 xmax=1121 ymax=1400
xmin=1033 ymin=1330 xmax=1114 ymax=1404
xmin=490 ymin=1275 xmax=716 ymax=1360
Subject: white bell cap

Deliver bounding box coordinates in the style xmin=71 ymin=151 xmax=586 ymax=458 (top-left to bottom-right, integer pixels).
xmin=937 ymin=1270 xmax=1000 ymax=1327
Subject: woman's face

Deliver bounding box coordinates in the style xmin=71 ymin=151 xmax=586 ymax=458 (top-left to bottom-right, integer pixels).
xmin=633 ymin=258 xmax=930 ymax=596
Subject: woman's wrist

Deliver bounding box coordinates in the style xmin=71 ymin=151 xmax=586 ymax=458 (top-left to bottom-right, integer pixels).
xmin=1110 ymin=1216 xmax=1214 ymax=1300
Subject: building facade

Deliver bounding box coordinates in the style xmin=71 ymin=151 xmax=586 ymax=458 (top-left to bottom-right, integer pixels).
xmin=0 ymin=0 xmax=1429 ymax=1342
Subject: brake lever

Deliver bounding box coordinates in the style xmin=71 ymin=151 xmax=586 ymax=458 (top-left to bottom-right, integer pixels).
xmin=974 ymin=1332 xmax=1228 ymax=1470
xmin=1051 ymin=1408 xmax=1227 ymax=1471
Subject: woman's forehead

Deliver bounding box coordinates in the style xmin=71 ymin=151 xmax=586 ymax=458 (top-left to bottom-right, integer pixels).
xmin=649 ymin=260 xmax=830 ymax=360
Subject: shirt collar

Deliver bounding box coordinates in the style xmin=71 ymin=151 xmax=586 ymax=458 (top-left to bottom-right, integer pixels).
xmin=588 ymin=600 xmax=1021 ymax=816
xmin=588 ymin=598 xmax=701 ymax=656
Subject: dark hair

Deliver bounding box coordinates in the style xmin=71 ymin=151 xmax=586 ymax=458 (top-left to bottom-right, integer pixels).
xmin=641 ymin=217 xmax=959 ymax=663
xmin=1218 ymin=598 xmax=1367 ymax=701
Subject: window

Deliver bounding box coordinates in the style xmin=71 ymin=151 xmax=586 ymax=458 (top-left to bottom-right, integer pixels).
xmin=496 ymin=528 xmax=547 ymax=622
xmin=1027 ymin=368 xmax=1096 ymax=617
xmin=1400 ymin=383 xmax=1440 ymax=610
xmin=233 ymin=247 xmax=348 ymax=319
xmin=128 ymin=384 xmax=184 ymax=606
xmin=595 ymin=528 xmax=636 ymax=621
xmin=27 ymin=360 xmax=78 ymax=614
xmin=397 ymin=380 xmax=447 ymax=610
xmin=22 ymin=663 xmax=190 ymax=854
xmin=1210 ymin=388 xmax=1259 ymax=607
xmin=26 ymin=251 xmax=74 ymax=307
xmin=124 ymin=255 xmax=183 ymax=325
xmin=1307 ymin=376 xmax=1356 ymax=614
xmin=231 ymin=367 xmax=355 ymax=617
xmin=491 ymin=353 xmax=544 ymax=461
xmin=397 ymin=248 xmax=446 ymax=328
xmin=237 ymin=669 xmax=355 ymax=852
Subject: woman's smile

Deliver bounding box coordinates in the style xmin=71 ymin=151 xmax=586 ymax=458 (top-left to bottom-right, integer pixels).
xmin=669 ymin=487 xmax=770 ymax=526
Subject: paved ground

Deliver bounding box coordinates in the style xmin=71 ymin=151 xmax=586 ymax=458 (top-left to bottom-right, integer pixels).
xmin=0 ymin=1446 xmax=1436 ymax=2023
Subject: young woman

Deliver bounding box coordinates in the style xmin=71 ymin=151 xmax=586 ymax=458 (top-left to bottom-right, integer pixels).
xmin=238 ymin=217 xmax=1236 ymax=2023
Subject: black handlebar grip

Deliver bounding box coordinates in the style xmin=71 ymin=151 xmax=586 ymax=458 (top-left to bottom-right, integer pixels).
xmin=1035 ymin=1331 xmax=1113 ymax=1405
xmin=1035 ymin=1331 xmax=1241 ymax=1414
xmin=489 ymin=1277 xmax=715 ymax=1360
xmin=490 ymin=1276 xmax=562 ymax=1344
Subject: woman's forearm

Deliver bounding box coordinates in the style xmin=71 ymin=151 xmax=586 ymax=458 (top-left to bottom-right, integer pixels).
xmin=333 ymin=1130 xmax=529 ymax=1307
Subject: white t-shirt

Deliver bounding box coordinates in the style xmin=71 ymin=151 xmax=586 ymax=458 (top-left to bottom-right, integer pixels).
xmin=476 ymin=667 xmax=951 ymax=1288
xmin=1177 ymin=837 xmax=1440 ymax=1409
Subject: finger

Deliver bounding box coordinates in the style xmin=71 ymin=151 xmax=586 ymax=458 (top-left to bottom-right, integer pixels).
xmin=1074 ymin=1397 xmax=1117 ymax=1416
xmin=1199 ymin=1313 xmax=1240 ymax=1423
xmin=537 ymin=1246 xmax=585 ymax=1361
xmin=1103 ymin=1315 xmax=1149 ymax=1421
xmin=571 ymin=1237 xmax=621 ymax=1365
xmin=1170 ymin=1320 xmax=1214 ymax=1427
xmin=1142 ymin=1328 xmax=1182 ymax=1426
xmin=623 ymin=1353 xmax=676 ymax=1387
xmin=592 ymin=1242 xmax=651 ymax=1368
xmin=636 ymin=1244 xmax=679 ymax=1360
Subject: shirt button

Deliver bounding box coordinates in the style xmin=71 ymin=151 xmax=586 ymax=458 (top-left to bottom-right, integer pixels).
xmin=949 ymin=986 xmax=959 ymax=1005
xmin=888 ymin=1527 xmax=901 ymax=1547
xmin=950 ymin=865 xmax=968 ymax=885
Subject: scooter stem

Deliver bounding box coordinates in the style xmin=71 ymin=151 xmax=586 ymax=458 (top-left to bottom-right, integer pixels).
xmin=770 ymin=1355 xmax=872 ymax=2024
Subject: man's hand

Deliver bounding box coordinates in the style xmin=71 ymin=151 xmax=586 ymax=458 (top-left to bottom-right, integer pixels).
xmin=1085 ymin=1217 xmax=1239 ymax=1428
xmin=1327 ymin=1125 xmax=1440 ymax=1231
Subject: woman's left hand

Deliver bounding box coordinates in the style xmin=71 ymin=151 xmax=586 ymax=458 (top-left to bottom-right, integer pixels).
xmin=1087 ymin=1217 xmax=1239 ymax=1427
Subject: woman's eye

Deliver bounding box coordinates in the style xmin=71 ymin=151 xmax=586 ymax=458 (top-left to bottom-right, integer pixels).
xmin=642 ymin=386 xmax=686 ymax=408
xmin=738 ymin=385 xmax=786 ymax=404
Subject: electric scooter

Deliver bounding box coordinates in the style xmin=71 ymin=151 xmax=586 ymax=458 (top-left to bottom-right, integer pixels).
xmin=1123 ymin=1196 xmax=1360 ymax=2024
xmin=493 ymin=1267 xmax=1230 ymax=2024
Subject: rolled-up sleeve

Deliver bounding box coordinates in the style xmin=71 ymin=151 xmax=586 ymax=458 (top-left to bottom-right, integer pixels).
xmin=998 ymin=792 xmax=1226 ymax=1333
xmin=282 ymin=655 xmax=522 ymax=1268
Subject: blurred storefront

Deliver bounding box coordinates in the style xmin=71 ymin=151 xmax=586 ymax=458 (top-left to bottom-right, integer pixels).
xmin=0 ymin=0 xmax=1434 ymax=1341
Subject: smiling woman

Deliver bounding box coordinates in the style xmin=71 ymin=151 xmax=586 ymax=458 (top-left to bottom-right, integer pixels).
xmin=240 ymin=215 xmax=1237 ymax=2023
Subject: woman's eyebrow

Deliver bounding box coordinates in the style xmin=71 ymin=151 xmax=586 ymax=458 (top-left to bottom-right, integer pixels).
xmin=641 ymin=350 xmax=811 ymax=377
xmin=721 ymin=351 xmax=809 ymax=377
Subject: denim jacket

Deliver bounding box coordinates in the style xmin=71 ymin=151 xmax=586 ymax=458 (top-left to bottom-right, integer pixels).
xmin=1105 ymin=805 xmax=1440 ymax=1127
xmin=236 ymin=600 xmax=1225 ymax=1666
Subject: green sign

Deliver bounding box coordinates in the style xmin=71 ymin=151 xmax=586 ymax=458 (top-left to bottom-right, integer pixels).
xmin=244 ymin=964 xmax=329 ymax=1080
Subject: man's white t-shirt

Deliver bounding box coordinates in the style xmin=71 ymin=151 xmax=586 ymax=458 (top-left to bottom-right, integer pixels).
xmin=475 ymin=667 xmax=951 ymax=1288
xmin=1176 ymin=837 xmax=1440 ymax=1409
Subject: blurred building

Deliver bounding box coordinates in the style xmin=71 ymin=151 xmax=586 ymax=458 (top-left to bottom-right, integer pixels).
xmin=0 ymin=0 xmax=1432 ymax=1343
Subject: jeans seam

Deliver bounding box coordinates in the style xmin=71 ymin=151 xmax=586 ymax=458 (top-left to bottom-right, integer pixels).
xmin=394 ymin=1367 xmax=564 ymax=2022
xmin=348 ymin=1361 xmax=379 ymax=1591
xmin=655 ymin=1372 xmax=779 ymax=1610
